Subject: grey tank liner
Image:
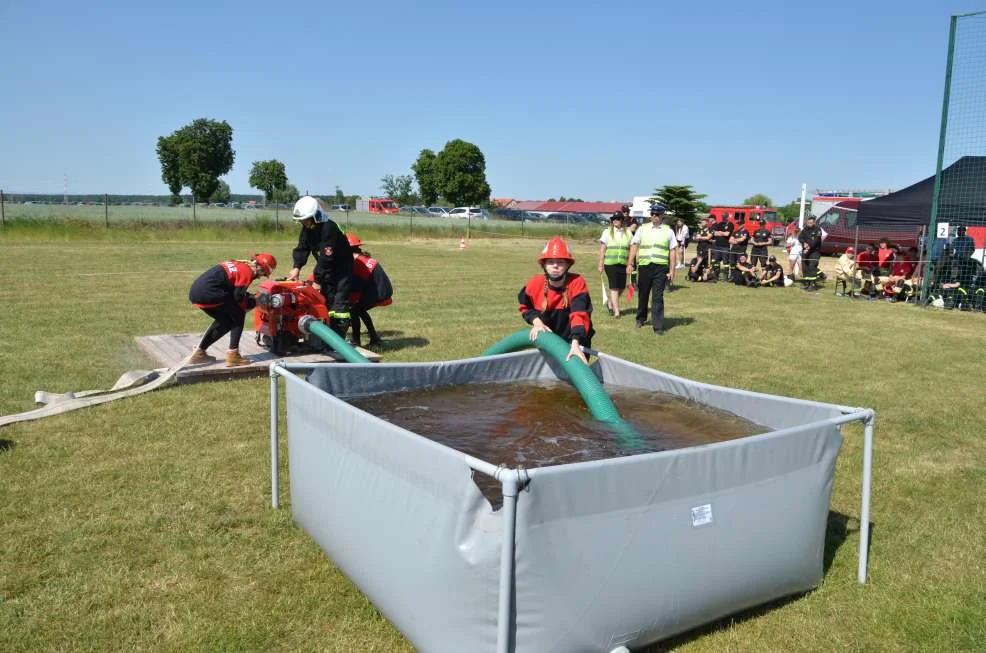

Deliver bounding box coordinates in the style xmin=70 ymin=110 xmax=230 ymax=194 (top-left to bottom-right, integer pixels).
xmin=272 ymin=350 xmax=873 ymax=652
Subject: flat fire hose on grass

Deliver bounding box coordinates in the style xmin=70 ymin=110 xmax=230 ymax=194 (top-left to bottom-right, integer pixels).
xmin=480 ymin=330 xmax=648 ymax=451
xmin=0 ymin=361 xmax=185 ymax=430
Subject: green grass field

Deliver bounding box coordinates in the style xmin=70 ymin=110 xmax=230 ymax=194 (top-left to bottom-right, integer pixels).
xmin=1 ymin=223 xmax=984 ymax=652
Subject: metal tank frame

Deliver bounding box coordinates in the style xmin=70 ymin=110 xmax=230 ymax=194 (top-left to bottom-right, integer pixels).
xmin=267 ymin=351 xmax=874 ymax=653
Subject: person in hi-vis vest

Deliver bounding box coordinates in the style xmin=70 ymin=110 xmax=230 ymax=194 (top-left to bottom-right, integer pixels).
xmin=627 ymin=203 xmax=679 ymax=335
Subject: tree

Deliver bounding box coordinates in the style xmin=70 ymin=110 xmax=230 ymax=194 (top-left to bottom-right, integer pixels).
xmin=778 ymin=200 xmax=803 ymax=221
xmin=412 ymin=149 xmax=438 ymax=206
xmin=335 ymin=186 xmax=345 ymax=204
xmin=209 ymin=180 xmax=231 ymax=204
xmin=156 ymin=118 xmax=235 ymax=203
xmin=272 ymin=183 xmax=300 ymax=204
xmin=650 ymin=184 xmax=707 ymax=229
xmin=380 ymin=174 xmax=417 ymax=205
xmin=743 ymin=193 xmax=774 ymax=207
xmin=433 ymin=139 xmax=491 ymax=207
xmin=155 ymin=135 xmax=183 ymax=205
xmin=249 ymin=160 xmax=288 ymax=202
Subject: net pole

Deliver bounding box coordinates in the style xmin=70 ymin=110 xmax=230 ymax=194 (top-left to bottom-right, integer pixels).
xmin=922 ymin=15 xmax=958 ymax=304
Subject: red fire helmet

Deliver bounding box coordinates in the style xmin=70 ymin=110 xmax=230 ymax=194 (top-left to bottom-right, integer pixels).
xmin=346 ymin=232 xmax=363 ymax=248
xmin=251 ymin=252 xmax=277 ymax=277
xmin=538 ymin=236 xmax=575 ymax=265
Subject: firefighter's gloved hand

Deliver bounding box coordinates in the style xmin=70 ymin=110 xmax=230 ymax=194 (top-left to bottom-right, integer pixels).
xmin=245 ymin=295 xmax=257 ymax=310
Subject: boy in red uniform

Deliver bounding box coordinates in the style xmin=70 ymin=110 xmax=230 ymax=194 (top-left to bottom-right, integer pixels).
xmin=855 ymin=243 xmax=879 ymax=299
xmin=188 ymin=253 xmax=276 ymax=366
xmin=345 ymin=233 xmax=393 ymax=348
xmin=518 ymin=236 xmax=594 ymax=365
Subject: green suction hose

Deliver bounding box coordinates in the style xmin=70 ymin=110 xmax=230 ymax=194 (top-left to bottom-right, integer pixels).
xmin=299 ymin=316 xmax=371 ymax=364
xmin=481 ymin=329 xmax=647 ymax=451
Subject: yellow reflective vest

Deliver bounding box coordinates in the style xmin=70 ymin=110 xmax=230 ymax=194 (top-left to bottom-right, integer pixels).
xmin=636 ymin=223 xmax=674 ymax=266
xmin=602 ymin=229 xmax=632 ymax=265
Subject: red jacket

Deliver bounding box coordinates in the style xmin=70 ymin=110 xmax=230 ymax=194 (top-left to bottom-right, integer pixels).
xmin=349 ymin=254 xmax=393 ymax=308
xmin=189 ymin=260 xmax=255 ymax=309
xmin=855 ymin=250 xmax=878 ymax=272
xmin=518 ymin=273 xmax=593 ymax=345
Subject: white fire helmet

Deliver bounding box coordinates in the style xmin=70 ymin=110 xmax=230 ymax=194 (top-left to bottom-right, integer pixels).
xmin=292 ymin=196 xmax=322 ymax=222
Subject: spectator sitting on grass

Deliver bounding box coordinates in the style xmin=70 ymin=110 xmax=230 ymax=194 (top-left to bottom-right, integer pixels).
xmin=687 ymin=253 xmax=714 ymax=282
xmin=731 ymin=254 xmax=759 ymax=287
xmin=936 ymin=256 xmax=982 ymax=309
xmin=760 ymin=255 xmax=786 ymax=287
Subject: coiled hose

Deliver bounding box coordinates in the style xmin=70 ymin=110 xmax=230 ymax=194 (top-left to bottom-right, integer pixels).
xmin=481 ymin=330 xmax=647 ymax=451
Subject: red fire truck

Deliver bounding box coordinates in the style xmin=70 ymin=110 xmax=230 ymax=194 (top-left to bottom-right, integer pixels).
xmin=356 ymin=198 xmax=400 ymax=214
xmin=707 ymin=206 xmax=786 ymax=245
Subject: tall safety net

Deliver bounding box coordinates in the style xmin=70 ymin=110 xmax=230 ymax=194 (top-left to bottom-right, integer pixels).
xmin=923 ymin=11 xmax=986 ymax=307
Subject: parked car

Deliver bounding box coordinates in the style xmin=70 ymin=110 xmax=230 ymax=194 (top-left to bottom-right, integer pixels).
xmin=331 ymin=204 xmax=350 ymax=211
xmin=448 ymin=207 xmax=485 ymax=220
xmin=427 ymin=206 xmax=451 ymax=217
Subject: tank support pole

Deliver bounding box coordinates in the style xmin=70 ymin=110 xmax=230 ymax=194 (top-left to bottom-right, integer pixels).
xmin=858 ymin=411 xmax=875 ymax=584
xmin=270 ymin=365 xmax=281 ymax=509
xmin=496 ymin=471 xmax=521 ymax=653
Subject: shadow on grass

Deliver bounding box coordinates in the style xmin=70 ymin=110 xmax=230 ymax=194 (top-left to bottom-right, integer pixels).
xmin=366 ymin=330 xmax=429 ymax=352
xmin=0 ymin=439 xmax=14 ymax=453
xmin=663 ymin=316 xmax=696 ymax=332
xmin=638 ymin=510 xmax=863 ymax=652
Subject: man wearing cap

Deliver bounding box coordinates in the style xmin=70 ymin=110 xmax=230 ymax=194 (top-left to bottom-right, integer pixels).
xmin=798 ymin=215 xmax=824 ymax=291
xmin=627 ymin=203 xmax=678 ymax=335
xmin=750 ymin=219 xmax=772 ymax=270
xmin=833 ymin=247 xmax=857 ymax=297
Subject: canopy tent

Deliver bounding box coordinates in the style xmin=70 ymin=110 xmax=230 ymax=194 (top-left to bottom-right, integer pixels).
xmin=857 ymin=155 xmax=986 ymax=228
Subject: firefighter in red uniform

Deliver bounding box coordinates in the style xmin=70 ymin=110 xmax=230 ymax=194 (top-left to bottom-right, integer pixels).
xmin=188 ymin=253 xmax=276 ymax=366
xmin=345 ymin=233 xmax=393 ymax=348
xmin=518 ymin=236 xmax=595 ymax=365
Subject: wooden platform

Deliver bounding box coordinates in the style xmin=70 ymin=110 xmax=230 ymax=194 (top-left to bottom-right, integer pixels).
xmin=135 ymin=331 xmax=380 ymax=384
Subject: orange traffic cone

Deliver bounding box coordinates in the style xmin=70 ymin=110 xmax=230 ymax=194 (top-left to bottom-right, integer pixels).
xmin=459 ymin=237 xmax=467 ymax=250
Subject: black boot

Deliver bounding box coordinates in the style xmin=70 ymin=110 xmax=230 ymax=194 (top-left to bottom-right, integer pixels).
xmin=330 ymin=317 xmax=351 ymax=338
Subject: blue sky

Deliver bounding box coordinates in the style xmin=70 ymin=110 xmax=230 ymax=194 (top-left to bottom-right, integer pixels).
xmin=1 ymin=0 xmax=983 ymax=205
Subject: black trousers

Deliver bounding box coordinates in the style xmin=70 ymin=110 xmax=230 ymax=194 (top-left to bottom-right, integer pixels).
xmin=750 ymin=247 xmax=769 ymax=268
xmin=803 ymin=251 xmax=822 ymax=282
xmin=635 ymin=264 xmax=670 ymax=331
xmin=198 ymin=302 xmax=246 ymax=351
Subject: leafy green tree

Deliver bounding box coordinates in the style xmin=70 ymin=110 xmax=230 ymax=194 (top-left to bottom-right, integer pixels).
xmin=380 ymin=174 xmax=417 ymax=205
xmin=433 ymin=139 xmax=490 ymax=206
xmin=743 ymin=193 xmax=774 ymax=207
xmin=335 ymin=186 xmax=345 ymax=204
xmin=778 ymin=200 xmax=803 ymax=221
xmin=209 ymin=180 xmax=231 ymax=204
xmin=272 ymin=183 xmax=300 ymax=204
xmin=248 ymin=160 xmax=288 ymax=202
xmin=155 ymin=136 xmax=183 ymax=205
xmin=650 ymin=184 xmax=707 ymax=229
xmin=156 ymin=118 xmax=235 ymax=204
xmin=412 ymin=149 xmax=438 ymax=206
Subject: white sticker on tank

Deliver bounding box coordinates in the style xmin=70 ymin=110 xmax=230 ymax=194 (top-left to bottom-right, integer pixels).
xmin=691 ymin=503 xmax=713 ymax=527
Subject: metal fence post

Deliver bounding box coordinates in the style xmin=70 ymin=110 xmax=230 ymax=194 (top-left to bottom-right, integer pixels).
xmin=104 ymin=193 xmax=109 ymax=228
xmin=1 ymin=189 xmax=5 ymax=228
